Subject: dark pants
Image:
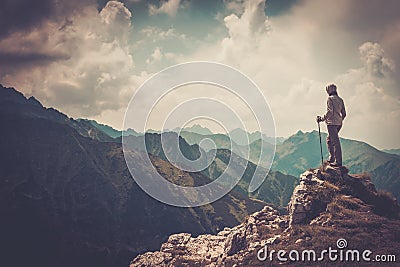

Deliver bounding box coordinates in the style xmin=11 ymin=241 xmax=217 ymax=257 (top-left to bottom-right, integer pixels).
xmin=327 ymin=125 xmax=342 ymax=164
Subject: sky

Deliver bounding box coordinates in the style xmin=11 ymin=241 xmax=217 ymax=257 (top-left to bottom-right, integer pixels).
xmin=0 ymin=0 xmax=399 ymax=149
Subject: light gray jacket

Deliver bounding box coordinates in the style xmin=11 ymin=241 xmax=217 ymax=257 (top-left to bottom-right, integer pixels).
xmin=324 ymin=94 xmax=346 ymax=125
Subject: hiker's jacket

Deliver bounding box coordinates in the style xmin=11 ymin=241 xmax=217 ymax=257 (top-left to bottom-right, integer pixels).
xmin=324 ymin=94 xmax=346 ymax=125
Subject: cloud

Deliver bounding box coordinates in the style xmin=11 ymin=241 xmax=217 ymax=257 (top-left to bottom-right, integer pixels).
xmin=218 ymin=0 xmax=270 ymax=66
xmin=100 ymin=1 xmax=132 ymax=32
xmin=1 ymin=0 xmax=399 ymax=148
xmin=148 ymin=0 xmax=183 ymax=17
xmin=0 ymin=0 xmax=95 ymax=38
xmin=131 ymin=25 xmax=190 ymax=71
xmin=0 ymin=0 xmax=53 ymax=38
xmin=333 ymin=42 xmax=399 ymax=146
xmin=0 ymin=51 xmax=69 ymax=68
xmin=178 ymin=0 xmax=399 ymax=148
xmin=223 ymin=0 xmax=247 ymax=14
xmin=359 ymin=42 xmax=395 ymax=79
xmin=146 ymin=47 xmax=163 ymax=64
xmin=140 ymin=26 xmax=186 ymax=42
xmin=1 ymin=1 xmax=147 ymax=117
xmin=273 ymin=40 xmax=399 ymax=148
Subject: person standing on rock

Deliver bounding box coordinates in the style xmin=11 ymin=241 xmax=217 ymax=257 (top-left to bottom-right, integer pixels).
xmin=317 ymin=84 xmax=346 ymax=167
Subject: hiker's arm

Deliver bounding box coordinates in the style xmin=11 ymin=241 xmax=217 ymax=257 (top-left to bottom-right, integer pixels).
xmin=341 ymin=101 xmax=346 ymax=120
xmin=323 ymin=97 xmax=333 ymax=121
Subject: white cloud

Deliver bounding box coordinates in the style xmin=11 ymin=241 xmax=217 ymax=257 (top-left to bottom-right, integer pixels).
xmin=223 ymin=0 xmax=247 ymax=14
xmin=140 ymin=26 xmax=186 ymax=42
xmin=1 ymin=1 xmax=148 ymax=118
xmin=1 ymin=0 xmax=398 ymax=148
xmin=148 ymin=0 xmax=183 ymax=17
xmin=176 ymin=0 xmax=399 ymax=148
xmin=219 ymin=0 xmax=270 ymax=66
xmin=334 ymin=42 xmax=399 ymax=147
xmin=100 ymin=1 xmax=132 ymax=37
xmin=146 ymin=47 xmax=163 ymax=64
xmin=359 ymin=42 xmax=395 ymax=79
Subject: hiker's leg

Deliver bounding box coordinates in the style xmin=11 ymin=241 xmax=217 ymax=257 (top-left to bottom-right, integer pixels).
xmin=335 ymin=125 xmax=342 ymax=165
xmin=326 ymin=126 xmax=335 ymax=163
xmin=328 ymin=125 xmax=341 ymax=165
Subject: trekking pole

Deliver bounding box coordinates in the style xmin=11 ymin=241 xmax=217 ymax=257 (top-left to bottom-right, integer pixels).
xmin=318 ymin=121 xmax=324 ymax=167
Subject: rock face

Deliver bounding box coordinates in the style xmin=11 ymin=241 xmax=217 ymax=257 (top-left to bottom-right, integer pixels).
xmin=131 ymin=205 xmax=288 ymax=266
xmin=288 ymin=167 xmax=337 ymax=226
xmin=131 ymin=165 xmax=400 ymax=266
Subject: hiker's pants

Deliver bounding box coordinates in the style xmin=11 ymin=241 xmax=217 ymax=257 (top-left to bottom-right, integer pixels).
xmin=327 ymin=125 xmax=342 ymax=164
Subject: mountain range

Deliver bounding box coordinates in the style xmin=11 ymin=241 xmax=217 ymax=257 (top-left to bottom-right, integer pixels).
xmin=81 ymin=95 xmax=400 ymax=202
xmin=148 ymin=128 xmax=400 ymax=202
xmin=120 ymin=131 xmax=298 ymax=210
xmin=96 ymin=122 xmax=399 ymax=203
xmin=121 ymin=126 xmax=400 ymax=202
xmin=0 ymin=85 xmax=265 ymax=267
xmin=1 ymin=84 xmax=399 ymax=266
xmin=77 ymin=118 xmax=140 ymax=138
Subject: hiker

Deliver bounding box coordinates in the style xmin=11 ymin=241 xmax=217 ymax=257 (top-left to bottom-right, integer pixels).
xmin=316 ymin=84 xmax=346 ymax=167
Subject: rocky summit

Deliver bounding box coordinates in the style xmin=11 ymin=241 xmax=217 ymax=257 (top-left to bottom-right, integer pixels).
xmin=131 ymin=165 xmax=400 ymax=266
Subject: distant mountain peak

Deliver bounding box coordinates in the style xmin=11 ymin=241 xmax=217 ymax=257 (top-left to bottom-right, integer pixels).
xmin=27 ymin=96 xmax=43 ymax=107
xmin=0 ymin=84 xmax=115 ymax=142
xmin=295 ymin=129 xmax=304 ymax=135
xmin=180 ymin=124 xmax=214 ymax=135
xmin=0 ymin=84 xmax=29 ymax=104
xmin=77 ymin=118 xmax=140 ymax=138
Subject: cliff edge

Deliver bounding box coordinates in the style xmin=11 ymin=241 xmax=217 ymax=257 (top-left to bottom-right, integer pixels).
xmin=130 ymin=165 xmax=400 ymax=266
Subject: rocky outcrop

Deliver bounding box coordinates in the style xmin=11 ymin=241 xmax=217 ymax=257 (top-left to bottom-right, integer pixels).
xmin=131 ymin=165 xmax=400 ymax=266
xmin=131 ymin=205 xmax=288 ymax=266
xmin=289 ymin=165 xmax=399 ymax=226
xmin=288 ymin=166 xmax=350 ymax=226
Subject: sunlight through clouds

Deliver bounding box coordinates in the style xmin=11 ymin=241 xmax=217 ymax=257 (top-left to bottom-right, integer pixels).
xmin=0 ymin=0 xmax=399 ymax=148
